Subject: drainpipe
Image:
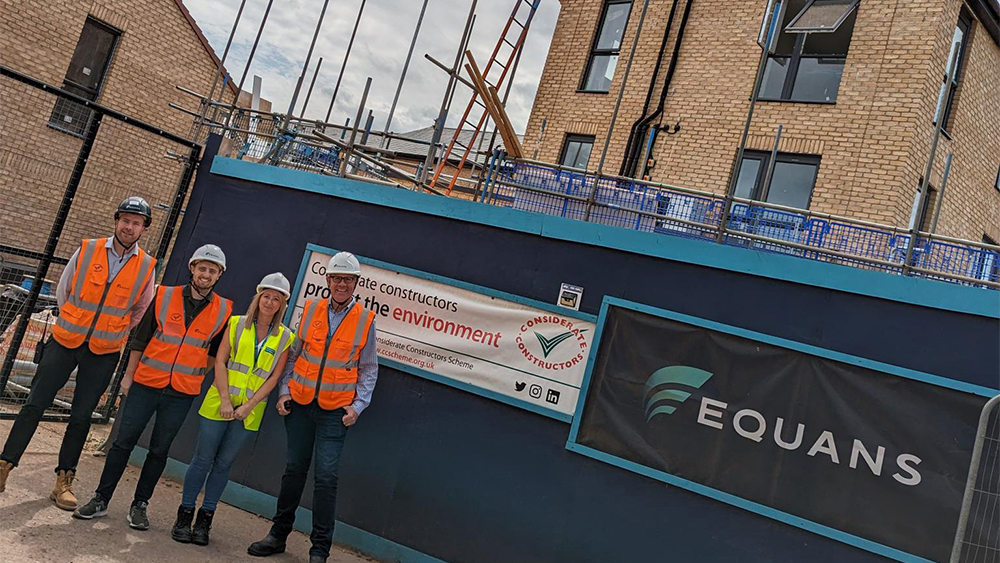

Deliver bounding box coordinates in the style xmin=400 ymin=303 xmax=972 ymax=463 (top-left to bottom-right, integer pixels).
xmin=619 ymin=0 xmax=680 ymax=176
xmin=622 ymin=0 xmax=694 ymax=178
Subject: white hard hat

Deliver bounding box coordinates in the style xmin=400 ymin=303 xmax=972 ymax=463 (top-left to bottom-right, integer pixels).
xmin=189 ymin=244 xmax=227 ymax=271
xmin=327 ymin=252 xmax=361 ymax=277
xmin=257 ymin=272 xmax=291 ymax=299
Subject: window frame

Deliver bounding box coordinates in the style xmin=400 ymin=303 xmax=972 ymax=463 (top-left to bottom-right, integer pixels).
xmin=994 ymin=164 xmax=1000 ymax=192
xmin=784 ymin=0 xmax=860 ymax=33
xmin=934 ymin=10 xmax=972 ymax=133
xmin=579 ymin=0 xmax=633 ymax=94
xmin=757 ymin=0 xmax=857 ymax=104
xmin=559 ymin=134 xmax=596 ymax=170
xmin=49 ymin=17 xmax=122 ymax=137
xmin=734 ymin=150 xmax=821 ymax=210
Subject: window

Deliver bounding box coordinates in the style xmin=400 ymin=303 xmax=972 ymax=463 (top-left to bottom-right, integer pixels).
xmin=933 ymin=12 xmax=971 ymax=131
xmin=560 ymin=135 xmax=595 ymax=169
xmin=733 ymin=151 xmax=820 ymax=210
xmin=581 ymin=0 xmax=632 ymax=93
xmin=785 ymin=0 xmax=860 ymax=32
xmin=995 ymin=164 xmax=1000 ymax=191
xmin=759 ymin=0 xmax=858 ymax=103
xmin=49 ymin=18 xmax=120 ymax=136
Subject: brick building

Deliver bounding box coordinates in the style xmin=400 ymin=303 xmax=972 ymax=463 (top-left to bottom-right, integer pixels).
xmin=524 ymin=0 xmax=1000 ymax=245
xmin=0 ymin=0 xmax=263 ymax=274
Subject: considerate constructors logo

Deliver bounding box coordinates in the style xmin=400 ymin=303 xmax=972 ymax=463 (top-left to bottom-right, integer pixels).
xmin=515 ymin=315 xmax=589 ymax=372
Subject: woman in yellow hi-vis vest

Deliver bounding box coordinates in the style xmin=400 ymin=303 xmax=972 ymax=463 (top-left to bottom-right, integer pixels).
xmin=171 ymin=273 xmax=295 ymax=546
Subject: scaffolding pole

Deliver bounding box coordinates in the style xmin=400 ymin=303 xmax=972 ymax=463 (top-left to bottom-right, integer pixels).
xmin=222 ymin=0 xmax=275 ymax=128
xmin=298 ymin=57 xmax=324 ymax=119
xmin=382 ymin=0 xmax=429 ymax=147
xmin=193 ymin=0 xmax=247 ymax=141
xmin=325 ymin=0 xmax=368 ymax=124
xmin=585 ymin=0 xmax=651 ymax=220
xmin=419 ymin=0 xmax=477 ymax=188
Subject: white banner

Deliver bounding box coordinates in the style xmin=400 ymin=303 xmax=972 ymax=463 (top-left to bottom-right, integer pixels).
xmin=290 ymin=249 xmax=595 ymax=417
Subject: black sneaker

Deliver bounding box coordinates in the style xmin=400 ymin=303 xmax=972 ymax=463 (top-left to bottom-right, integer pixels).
xmin=127 ymin=501 xmax=150 ymax=530
xmin=72 ymin=495 xmax=108 ymax=519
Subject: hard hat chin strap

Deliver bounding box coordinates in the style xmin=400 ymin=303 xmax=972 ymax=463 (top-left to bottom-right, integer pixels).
xmin=112 ymin=234 xmax=137 ymax=255
xmin=331 ymin=294 xmax=352 ymax=308
xmin=189 ymin=271 xmax=222 ymax=300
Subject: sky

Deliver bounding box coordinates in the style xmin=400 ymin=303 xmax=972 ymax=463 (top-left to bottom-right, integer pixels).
xmin=183 ymin=0 xmax=561 ymax=135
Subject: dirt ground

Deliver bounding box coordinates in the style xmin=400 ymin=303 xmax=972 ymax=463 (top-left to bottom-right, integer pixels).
xmin=0 ymin=419 xmax=373 ymax=563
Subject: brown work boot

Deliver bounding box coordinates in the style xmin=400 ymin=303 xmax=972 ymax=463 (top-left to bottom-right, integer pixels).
xmin=50 ymin=469 xmax=78 ymax=510
xmin=0 ymin=460 xmax=13 ymax=492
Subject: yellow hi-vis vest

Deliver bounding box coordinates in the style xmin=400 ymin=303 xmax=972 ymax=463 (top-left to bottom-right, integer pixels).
xmin=199 ymin=315 xmax=295 ymax=431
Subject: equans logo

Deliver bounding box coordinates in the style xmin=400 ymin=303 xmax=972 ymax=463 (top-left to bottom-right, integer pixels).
xmin=644 ymin=365 xmax=923 ymax=487
xmin=643 ymin=366 xmax=713 ymax=421
xmin=515 ymin=315 xmax=588 ymax=372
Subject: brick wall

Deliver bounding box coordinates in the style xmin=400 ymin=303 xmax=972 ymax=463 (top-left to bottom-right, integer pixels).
xmin=0 ymin=0 xmax=244 ymax=280
xmin=523 ymin=0 xmax=1000 ymax=242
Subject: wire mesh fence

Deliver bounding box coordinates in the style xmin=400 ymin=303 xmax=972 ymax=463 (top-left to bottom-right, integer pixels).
xmin=0 ymin=65 xmax=200 ymax=423
xmin=951 ymin=395 xmax=1000 ymax=563
xmin=489 ymin=160 xmax=1000 ymax=289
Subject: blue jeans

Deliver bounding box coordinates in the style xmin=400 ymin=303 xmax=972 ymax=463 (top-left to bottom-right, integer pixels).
xmin=181 ymin=416 xmax=254 ymax=511
xmin=270 ymin=402 xmax=349 ymax=559
xmin=96 ymin=383 xmax=194 ymax=505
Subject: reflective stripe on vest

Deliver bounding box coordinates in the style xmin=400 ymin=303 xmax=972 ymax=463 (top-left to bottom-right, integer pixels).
xmin=288 ymin=299 xmax=373 ymax=410
xmin=198 ymin=315 xmax=295 ymax=430
xmin=133 ymin=286 xmax=233 ymax=395
xmin=52 ymin=238 xmax=156 ymax=355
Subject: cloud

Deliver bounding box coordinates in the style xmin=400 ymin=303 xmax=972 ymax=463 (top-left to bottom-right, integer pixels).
xmin=184 ymin=0 xmax=561 ymax=135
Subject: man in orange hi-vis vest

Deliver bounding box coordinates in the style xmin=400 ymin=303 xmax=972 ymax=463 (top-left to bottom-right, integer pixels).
xmin=73 ymin=244 xmax=232 ymax=531
xmin=0 ymin=197 xmax=156 ymax=510
xmin=248 ymin=251 xmax=378 ymax=563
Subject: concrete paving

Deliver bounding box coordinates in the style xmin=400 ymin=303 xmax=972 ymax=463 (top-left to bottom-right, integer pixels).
xmin=0 ymin=419 xmax=373 ymax=563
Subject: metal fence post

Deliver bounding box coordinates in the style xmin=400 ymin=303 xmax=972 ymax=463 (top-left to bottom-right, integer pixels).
xmin=153 ymin=144 xmax=203 ymax=264
xmin=903 ymin=56 xmax=959 ymax=276
xmin=716 ymin=2 xmax=778 ymax=244
xmin=97 ymin=142 xmax=202 ymax=422
xmin=950 ymin=394 xmax=1000 ymax=563
xmin=0 ymin=112 xmax=104 ymax=394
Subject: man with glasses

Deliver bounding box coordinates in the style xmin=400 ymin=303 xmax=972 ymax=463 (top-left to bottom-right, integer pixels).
xmin=248 ymin=252 xmax=378 ymax=563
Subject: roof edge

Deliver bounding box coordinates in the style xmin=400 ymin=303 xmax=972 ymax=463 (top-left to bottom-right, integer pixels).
xmin=171 ymin=0 xmax=239 ymax=98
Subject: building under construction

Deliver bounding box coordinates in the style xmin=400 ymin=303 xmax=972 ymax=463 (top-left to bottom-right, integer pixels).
xmin=183 ymin=0 xmax=1000 ymax=289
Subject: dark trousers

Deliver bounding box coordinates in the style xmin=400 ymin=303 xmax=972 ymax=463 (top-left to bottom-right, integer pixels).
xmin=270 ymin=402 xmax=349 ymax=558
xmin=1 ymin=338 xmax=119 ymax=472
xmin=95 ymin=382 xmax=193 ymax=505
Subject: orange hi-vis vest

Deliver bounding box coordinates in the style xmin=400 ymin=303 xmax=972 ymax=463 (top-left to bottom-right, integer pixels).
xmin=133 ymin=286 xmax=233 ymax=395
xmin=289 ymin=298 xmax=374 ymax=410
xmin=52 ymin=238 xmax=156 ymax=355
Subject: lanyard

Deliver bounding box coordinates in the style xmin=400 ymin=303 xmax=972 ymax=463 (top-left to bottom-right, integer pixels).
xmin=252 ymin=323 xmax=270 ymax=365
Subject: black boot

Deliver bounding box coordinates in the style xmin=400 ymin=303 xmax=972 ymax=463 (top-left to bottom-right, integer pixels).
xmin=190 ymin=507 xmax=214 ymax=546
xmin=248 ymin=533 xmax=287 ymax=557
xmin=171 ymin=505 xmax=194 ymax=543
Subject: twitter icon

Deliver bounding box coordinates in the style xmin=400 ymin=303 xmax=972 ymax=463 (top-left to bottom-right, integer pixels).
xmin=515 ymin=381 xmax=526 ymax=392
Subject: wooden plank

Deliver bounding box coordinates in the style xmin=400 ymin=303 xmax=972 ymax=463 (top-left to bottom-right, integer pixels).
xmin=487 ymin=85 xmax=524 ymax=157
xmin=464 ymin=51 xmax=522 ymax=158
